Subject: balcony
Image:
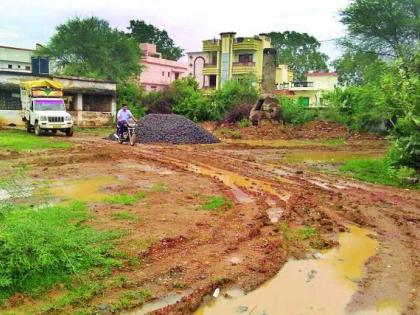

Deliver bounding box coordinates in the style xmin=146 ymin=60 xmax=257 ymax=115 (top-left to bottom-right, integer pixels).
xmin=233 ymin=37 xmax=259 ymax=51
xmin=232 ymin=62 xmax=256 ymax=75
xmin=203 ymin=39 xmax=220 ymax=52
xmin=203 ymin=63 xmax=218 ymax=75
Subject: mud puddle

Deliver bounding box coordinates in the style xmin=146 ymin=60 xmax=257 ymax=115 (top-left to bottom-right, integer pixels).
xmin=194 ymin=225 xmax=398 ymax=315
xmin=283 ymin=150 xmax=383 ymax=164
xmin=224 ymin=139 xmax=343 ymax=148
xmin=187 ymin=163 xmax=290 ymax=202
xmin=48 ymin=176 xmax=118 ymax=201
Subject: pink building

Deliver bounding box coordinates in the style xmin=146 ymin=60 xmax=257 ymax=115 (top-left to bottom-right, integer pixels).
xmin=139 ymin=43 xmax=187 ymax=91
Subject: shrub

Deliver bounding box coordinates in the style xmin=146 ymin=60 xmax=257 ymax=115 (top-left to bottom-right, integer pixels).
xmin=0 ymin=201 xmax=121 ymax=301
xmin=279 ymin=96 xmax=319 ymax=124
xmin=116 ymin=82 xmax=147 ymax=118
xmin=214 ymin=75 xmax=259 ymax=121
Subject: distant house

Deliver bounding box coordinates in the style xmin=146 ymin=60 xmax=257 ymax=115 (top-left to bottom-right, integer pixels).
xmin=139 ymin=43 xmax=188 ymax=91
xmin=278 ymin=72 xmax=338 ymax=108
xmin=0 ymin=44 xmax=117 ymax=127
xmin=187 ymin=32 xmax=292 ymax=91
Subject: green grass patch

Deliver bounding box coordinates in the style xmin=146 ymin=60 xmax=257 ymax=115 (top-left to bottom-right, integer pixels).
xmin=322 ymin=138 xmax=347 ymax=146
xmin=151 ymin=182 xmax=168 ymax=192
xmin=0 ymin=129 xmax=71 ymax=151
xmin=340 ymin=159 xmax=419 ymax=188
xmin=0 ymin=201 xmax=122 ymax=303
xmin=201 ymin=196 xmax=232 ymax=211
xmin=278 ymin=222 xmax=319 ymax=241
xmin=111 ymin=211 xmax=140 ymax=221
xmin=104 ymin=192 xmax=146 ymax=205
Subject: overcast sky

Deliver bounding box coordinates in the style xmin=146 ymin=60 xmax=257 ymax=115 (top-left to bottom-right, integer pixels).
xmin=0 ymin=0 xmax=350 ymax=63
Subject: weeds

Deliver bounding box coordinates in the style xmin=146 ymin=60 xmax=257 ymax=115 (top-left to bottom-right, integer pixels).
xmin=105 ymin=191 xmax=146 ymax=205
xmin=111 ymin=211 xmax=141 ymax=221
xmin=0 ymin=201 xmax=122 ymax=303
xmin=201 ymin=196 xmax=232 ymax=211
xmin=340 ymin=159 xmax=419 ymax=188
xmin=278 ymin=222 xmax=319 ymax=242
xmin=151 ymin=182 xmax=168 ymax=192
xmin=0 ymin=129 xmax=71 ymax=151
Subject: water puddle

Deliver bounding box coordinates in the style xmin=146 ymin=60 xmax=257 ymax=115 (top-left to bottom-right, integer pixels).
xmin=187 ymin=163 xmax=290 ymax=202
xmin=48 ymin=176 xmax=117 ymax=201
xmin=225 ymin=139 xmax=344 ymax=148
xmin=125 ymin=290 xmax=192 ymax=315
xmin=194 ymin=225 xmax=389 ymax=315
xmin=283 ymin=150 xmax=383 ymax=164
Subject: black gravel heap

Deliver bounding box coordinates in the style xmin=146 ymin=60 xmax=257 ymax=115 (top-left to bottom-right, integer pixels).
xmin=135 ymin=114 xmax=220 ymax=144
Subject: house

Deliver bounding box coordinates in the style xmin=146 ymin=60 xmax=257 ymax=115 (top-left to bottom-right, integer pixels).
xmin=0 ymin=45 xmax=36 ymax=73
xmin=139 ymin=43 xmax=188 ymax=91
xmin=278 ymin=72 xmax=338 ymax=107
xmin=0 ymin=71 xmax=117 ymax=127
xmin=187 ymin=32 xmax=291 ymax=90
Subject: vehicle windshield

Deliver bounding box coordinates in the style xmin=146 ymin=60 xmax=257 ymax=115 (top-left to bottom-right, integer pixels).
xmin=33 ymin=99 xmax=65 ymax=111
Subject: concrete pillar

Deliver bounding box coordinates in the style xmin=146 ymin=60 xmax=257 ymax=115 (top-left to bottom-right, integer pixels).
xmin=111 ymin=96 xmax=116 ymax=121
xmin=76 ymin=93 xmax=83 ymax=126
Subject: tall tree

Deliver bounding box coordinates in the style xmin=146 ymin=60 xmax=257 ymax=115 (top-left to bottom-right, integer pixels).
xmin=332 ymin=50 xmax=387 ymax=85
xmin=269 ymin=31 xmax=329 ymax=81
xmin=339 ymin=0 xmax=419 ymax=59
xmin=127 ymin=20 xmax=184 ymax=61
xmin=39 ymin=17 xmax=140 ymax=82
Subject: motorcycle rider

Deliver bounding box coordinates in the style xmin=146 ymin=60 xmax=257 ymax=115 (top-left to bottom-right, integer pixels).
xmin=116 ymin=104 xmax=136 ymax=138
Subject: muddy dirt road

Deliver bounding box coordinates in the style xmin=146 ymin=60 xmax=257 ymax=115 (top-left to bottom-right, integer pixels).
xmin=2 ymin=133 xmax=419 ymax=315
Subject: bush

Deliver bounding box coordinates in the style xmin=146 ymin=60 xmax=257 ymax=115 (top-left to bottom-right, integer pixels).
xmin=116 ymin=82 xmax=146 ymax=118
xmin=0 ymin=202 xmax=121 ymax=301
xmin=214 ymin=75 xmax=259 ymax=121
xmin=279 ymin=96 xmax=319 ymax=124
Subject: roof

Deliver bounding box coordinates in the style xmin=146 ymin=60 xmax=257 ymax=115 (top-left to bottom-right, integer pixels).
xmin=305 ymin=72 xmax=337 ymax=77
xmin=20 ymin=79 xmax=63 ymax=89
xmin=0 ymin=45 xmax=35 ymax=52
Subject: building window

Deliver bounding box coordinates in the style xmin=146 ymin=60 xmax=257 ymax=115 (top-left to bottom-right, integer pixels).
xmin=175 ymin=73 xmax=179 ymax=80
xmin=168 ymin=72 xmax=170 ymax=77
xmin=162 ymin=71 xmax=164 ymax=76
xmin=8 ymin=64 xmax=12 ymax=69
xmin=238 ymin=54 xmax=253 ymax=64
xmin=25 ymin=66 xmax=30 ymax=70
xmin=17 ymin=65 xmax=21 ymax=69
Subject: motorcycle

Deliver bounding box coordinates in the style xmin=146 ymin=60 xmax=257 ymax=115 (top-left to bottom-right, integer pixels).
xmin=117 ymin=119 xmax=137 ymax=146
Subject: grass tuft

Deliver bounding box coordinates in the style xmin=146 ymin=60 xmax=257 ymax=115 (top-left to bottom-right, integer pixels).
xmin=105 ymin=192 xmax=146 ymax=205
xmin=111 ymin=211 xmax=141 ymax=221
xmin=201 ymin=196 xmax=232 ymax=211
xmin=0 ymin=201 xmax=122 ymax=303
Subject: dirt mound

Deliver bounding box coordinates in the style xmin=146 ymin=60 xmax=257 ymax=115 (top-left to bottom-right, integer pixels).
xmin=136 ymin=114 xmax=220 ymax=144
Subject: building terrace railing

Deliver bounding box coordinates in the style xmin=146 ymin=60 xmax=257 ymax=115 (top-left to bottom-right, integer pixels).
xmin=232 ymin=62 xmax=256 ymax=67
xmin=291 ymin=81 xmax=314 ymax=88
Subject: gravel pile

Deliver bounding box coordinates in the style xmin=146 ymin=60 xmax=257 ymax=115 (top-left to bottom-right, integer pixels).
xmin=135 ymin=114 xmax=220 ymax=144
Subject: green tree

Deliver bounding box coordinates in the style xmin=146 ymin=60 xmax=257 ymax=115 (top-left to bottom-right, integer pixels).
xmin=39 ymin=17 xmax=140 ymax=82
xmin=127 ymin=20 xmax=184 ymax=60
xmin=332 ymin=50 xmax=387 ymax=85
xmin=269 ymin=31 xmax=329 ymax=80
xmin=339 ymin=0 xmax=419 ymax=59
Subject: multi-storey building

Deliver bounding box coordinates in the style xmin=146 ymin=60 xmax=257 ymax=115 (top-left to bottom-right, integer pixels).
xmin=139 ymin=43 xmax=188 ymax=91
xmin=188 ymin=32 xmax=292 ymax=90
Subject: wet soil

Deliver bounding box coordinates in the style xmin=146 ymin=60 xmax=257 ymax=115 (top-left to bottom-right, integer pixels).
xmin=1 ymin=129 xmax=418 ymax=315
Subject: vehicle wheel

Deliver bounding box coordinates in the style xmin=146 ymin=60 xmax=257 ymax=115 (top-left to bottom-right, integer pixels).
xmin=65 ymin=128 xmax=73 ymax=137
xmin=129 ymin=132 xmax=137 ymax=146
xmin=25 ymin=120 xmax=32 ymax=133
xmin=51 ymin=130 xmax=57 ymax=134
xmin=118 ymin=136 xmax=124 ymax=144
xmin=34 ymin=122 xmax=42 ymax=136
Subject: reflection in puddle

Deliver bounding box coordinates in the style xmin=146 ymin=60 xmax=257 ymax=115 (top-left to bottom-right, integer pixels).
xmin=48 ymin=176 xmax=117 ymax=201
xmin=194 ymin=225 xmax=397 ymax=315
xmin=187 ymin=164 xmax=290 ymax=202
